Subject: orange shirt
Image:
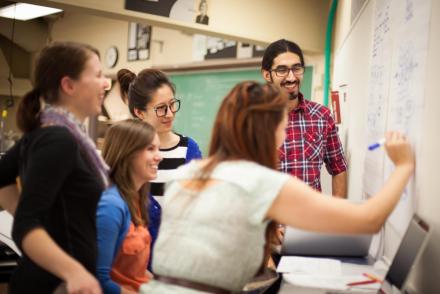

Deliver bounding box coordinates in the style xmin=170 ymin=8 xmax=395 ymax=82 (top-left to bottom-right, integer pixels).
xmin=110 ymin=222 xmax=151 ymax=291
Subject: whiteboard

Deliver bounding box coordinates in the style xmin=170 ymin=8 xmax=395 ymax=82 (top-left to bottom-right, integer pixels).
xmin=363 ymin=0 xmax=393 ymax=197
xmin=333 ymin=0 xmax=440 ymax=290
xmin=384 ymin=0 xmax=431 ymax=233
xmin=363 ymin=0 xmax=431 ymax=234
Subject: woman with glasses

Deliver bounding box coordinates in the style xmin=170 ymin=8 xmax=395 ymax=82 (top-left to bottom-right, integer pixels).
xmin=117 ymin=68 xmax=202 ymax=267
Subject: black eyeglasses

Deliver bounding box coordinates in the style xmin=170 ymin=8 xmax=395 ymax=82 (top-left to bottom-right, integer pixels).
xmin=152 ymin=99 xmax=181 ymax=117
xmin=270 ymin=65 xmax=305 ymax=78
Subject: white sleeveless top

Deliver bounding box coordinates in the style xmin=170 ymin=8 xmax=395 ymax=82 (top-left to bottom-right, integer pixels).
xmin=140 ymin=160 xmax=289 ymax=293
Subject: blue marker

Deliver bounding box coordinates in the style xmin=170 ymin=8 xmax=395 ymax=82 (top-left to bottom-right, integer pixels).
xmin=368 ymin=138 xmax=386 ymax=151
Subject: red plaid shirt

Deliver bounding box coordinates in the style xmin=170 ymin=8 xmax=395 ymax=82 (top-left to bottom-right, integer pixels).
xmin=279 ymin=93 xmax=347 ymax=191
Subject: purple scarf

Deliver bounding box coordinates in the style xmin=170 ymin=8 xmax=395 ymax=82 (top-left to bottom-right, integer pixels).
xmin=40 ymin=105 xmax=109 ymax=188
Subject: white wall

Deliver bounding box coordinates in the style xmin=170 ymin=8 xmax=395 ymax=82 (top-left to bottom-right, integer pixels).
xmin=208 ymin=0 xmax=329 ymax=53
xmin=47 ymin=11 xmax=323 ymax=102
xmin=333 ymin=0 xmax=353 ymax=53
xmin=410 ymin=0 xmax=440 ymax=290
xmin=332 ymin=0 xmax=372 ymax=202
xmin=48 ymin=11 xmax=327 ymax=108
xmin=25 ymin=0 xmax=330 ymax=53
xmin=51 ymin=11 xmax=152 ymax=75
xmin=1 ymin=5 xmax=328 ymax=139
xmin=332 ymin=0 xmax=440 ymax=292
xmin=305 ymin=53 xmax=325 ymax=104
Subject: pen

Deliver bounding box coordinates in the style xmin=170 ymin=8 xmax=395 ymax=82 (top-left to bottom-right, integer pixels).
xmin=347 ymin=279 xmax=379 ymax=287
xmin=363 ymin=272 xmax=383 ymax=283
xmin=368 ymin=138 xmax=386 ymax=151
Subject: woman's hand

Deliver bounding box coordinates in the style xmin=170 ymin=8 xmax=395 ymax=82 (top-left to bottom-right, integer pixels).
xmin=384 ymin=131 xmax=415 ymax=170
xmin=121 ymin=287 xmax=137 ymax=294
xmin=64 ymin=267 xmax=102 ymax=294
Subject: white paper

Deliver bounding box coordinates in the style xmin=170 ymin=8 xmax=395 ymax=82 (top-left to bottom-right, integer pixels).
xmin=362 ymin=0 xmax=431 ymax=234
xmin=386 ymin=0 xmax=431 ymax=234
xmin=363 ymin=0 xmax=393 ymax=197
xmin=0 ymin=210 xmax=21 ymax=255
xmin=192 ymin=34 xmax=207 ymax=62
xmin=283 ymin=273 xmax=382 ymax=291
xmin=128 ymin=22 xmax=137 ymax=49
xmin=169 ymin=0 xmax=195 ymax=22
xmin=276 ymin=256 xmax=341 ymax=276
xmin=283 ymin=274 xmax=348 ymax=290
xmin=236 ymin=42 xmax=252 ymax=59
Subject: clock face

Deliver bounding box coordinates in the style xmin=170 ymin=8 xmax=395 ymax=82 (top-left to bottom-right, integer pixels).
xmin=105 ymin=46 xmax=118 ymax=68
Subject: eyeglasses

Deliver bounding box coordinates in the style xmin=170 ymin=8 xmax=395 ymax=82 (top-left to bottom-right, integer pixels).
xmin=152 ymin=99 xmax=181 ymax=117
xmin=270 ymin=65 xmax=305 ymax=78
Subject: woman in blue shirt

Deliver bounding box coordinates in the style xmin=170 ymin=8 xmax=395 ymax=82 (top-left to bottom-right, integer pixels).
xmin=96 ymin=119 xmax=162 ymax=293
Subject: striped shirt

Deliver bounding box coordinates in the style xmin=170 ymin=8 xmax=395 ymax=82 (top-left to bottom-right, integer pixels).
xmin=279 ymin=93 xmax=347 ymax=191
xmin=150 ymin=134 xmax=201 ymax=201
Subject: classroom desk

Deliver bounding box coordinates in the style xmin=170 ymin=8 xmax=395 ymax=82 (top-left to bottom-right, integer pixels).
xmin=278 ymin=258 xmax=387 ymax=293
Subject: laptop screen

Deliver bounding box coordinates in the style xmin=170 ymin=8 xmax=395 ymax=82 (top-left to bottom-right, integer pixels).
xmin=383 ymin=215 xmax=430 ymax=290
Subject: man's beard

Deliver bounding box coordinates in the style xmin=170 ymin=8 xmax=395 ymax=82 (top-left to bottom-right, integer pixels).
xmin=281 ymin=80 xmax=299 ymax=100
xmin=288 ymin=92 xmax=299 ymax=100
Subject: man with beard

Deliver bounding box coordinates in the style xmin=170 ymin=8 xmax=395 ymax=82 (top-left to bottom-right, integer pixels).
xmin=262 ymin=39 xmax=347 ymax=198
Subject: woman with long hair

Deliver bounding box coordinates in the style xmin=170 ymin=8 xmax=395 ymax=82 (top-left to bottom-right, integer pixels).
xmin=0 ymin=42 xmax=108 ymax=293
xmin=140 ymin=81 xmax=414 ymax=293
xmin=117 ymin=68 xmax=202 ymax=201
xmin=117 ymin=68 xmax=202 ymax=268
xmin=96 ymin=119 xmax=162 ymax=294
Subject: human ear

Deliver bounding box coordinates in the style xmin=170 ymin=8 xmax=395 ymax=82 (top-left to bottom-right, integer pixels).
xmin=133 ymin=108 xmax=145 ymax=120
xmin=262 ymin=70 xmax=272 ymax=83
xmin=60 ymin=76 xmax=76 ymax=96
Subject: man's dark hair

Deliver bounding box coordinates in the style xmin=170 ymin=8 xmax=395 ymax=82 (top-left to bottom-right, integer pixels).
xmin=261 ymin=39 xmax=305 ymax=71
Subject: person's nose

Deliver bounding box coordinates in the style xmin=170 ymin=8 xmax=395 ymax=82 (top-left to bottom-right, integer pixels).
xmin=286 ymin=69 xmax=297 ymax=81
xmin=165 ymin=106 xmax=174 ymax=118
xmin=104 ymin=78 xmax=111 ymax=90
xmin=155 ymin=151 xmax=163 ymax=162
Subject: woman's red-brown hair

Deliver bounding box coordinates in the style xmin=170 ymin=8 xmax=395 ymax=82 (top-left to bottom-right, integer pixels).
xmin=199 ymin=81 xmax=288 ymax=272
xmin=201 ymin=81 xmax=287 ymax=173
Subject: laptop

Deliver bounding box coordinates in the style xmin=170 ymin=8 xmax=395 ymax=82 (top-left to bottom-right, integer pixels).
xmin=378 ymin=214 xmax=431 ymax=294
xmin=279 ymin=214 xmax=431 ymax=293
xmin=281 ymin=227 xmax=373 ymax=258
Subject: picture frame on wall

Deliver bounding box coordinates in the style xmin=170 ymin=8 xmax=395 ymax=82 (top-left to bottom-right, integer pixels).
xmin=127 ymin=22 xmax=152 ymax=61
xmin=127 ymin=49 xmax=137 ymax=61
xmin=127 ymin=22 xmax=137 ymax=61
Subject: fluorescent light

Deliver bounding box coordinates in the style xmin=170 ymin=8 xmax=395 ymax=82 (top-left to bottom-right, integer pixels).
xmin=0 ymin=3 xmax=62 ymax=21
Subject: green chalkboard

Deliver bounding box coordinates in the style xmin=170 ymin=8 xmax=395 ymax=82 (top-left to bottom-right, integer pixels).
xmin=170 ymin=66 xmax=313 ymax=156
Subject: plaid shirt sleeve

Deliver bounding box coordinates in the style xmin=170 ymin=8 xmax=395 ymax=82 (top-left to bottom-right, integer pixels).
xmin=323 ymin=113 xmax=347 ymax=176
